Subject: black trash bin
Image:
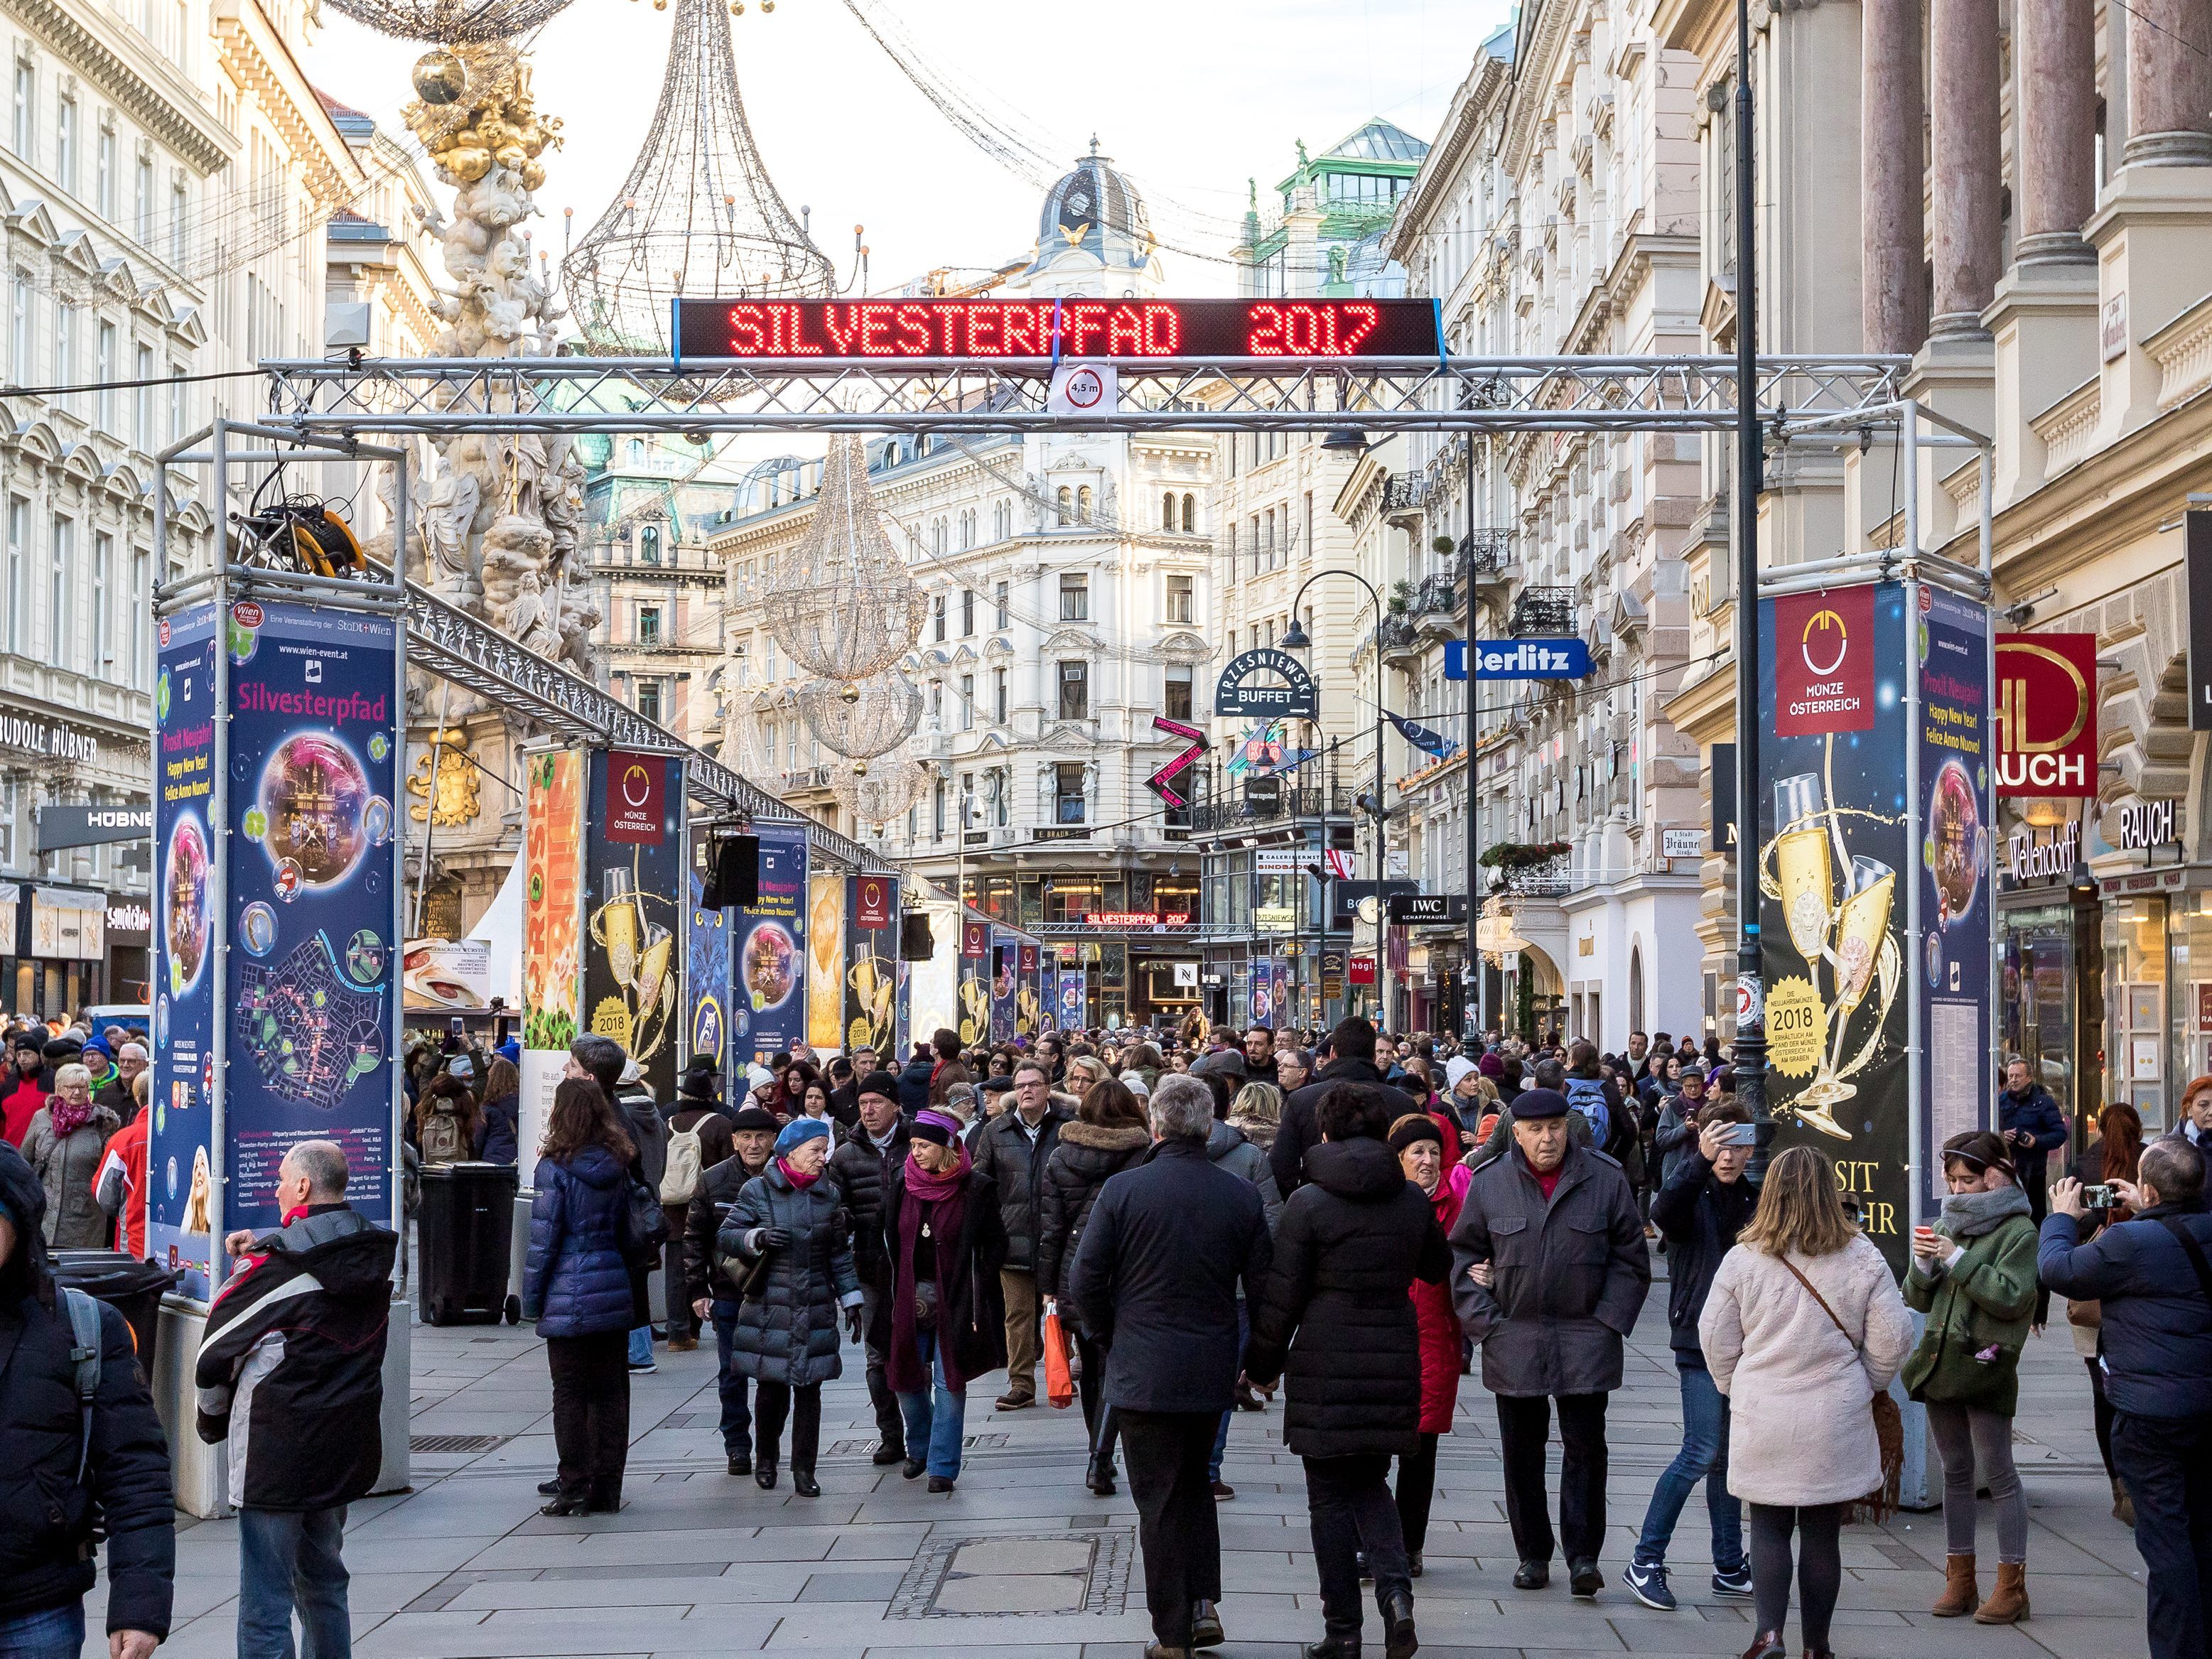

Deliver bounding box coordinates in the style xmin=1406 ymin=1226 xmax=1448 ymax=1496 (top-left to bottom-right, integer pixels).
xmin=50 ymin=1250 xmax=180 ymax=1381
xmin=417 ymin=1161 xmax=518 ymax=1326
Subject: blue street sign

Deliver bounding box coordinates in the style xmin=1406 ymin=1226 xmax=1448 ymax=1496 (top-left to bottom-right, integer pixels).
xmin=1447 ymin=637 xmax=1592 ymax=681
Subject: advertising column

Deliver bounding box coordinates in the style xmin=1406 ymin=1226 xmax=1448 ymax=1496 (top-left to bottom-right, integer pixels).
xmin=988 ymin=924 xmax=1018 ymax=1043
xmin=1016 ymin=941 xmax=1042 ymax=1038
xmin=1758 ymin=583 xmax=1911 ymax=1272
xmin=845 ymin=873 xmax=900 ymax=1057
xmin=520 ymin=750 xmax=585 ymax=1166
xmin=582 ymin=751 xmax=684 ymax=1108
xmin=806 ymin=869 xmax=846 ymax=1052
xmin=149 ymin=605 xmax=218 ymax=1300
xmin=958 ymin=919 xmax=989 ymax=1043
xmin=734 ymin=827 xmax=808 ymax=1065
xmin=220 ymin=602 xmax=401 ymax=1243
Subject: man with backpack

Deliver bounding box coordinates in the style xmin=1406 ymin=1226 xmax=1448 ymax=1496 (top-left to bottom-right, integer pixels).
xmin=661 ymin=1056 xmax=735 ymax=1353
xmin=1561 ymin=1042 xmax=1621 ymax=1149
xmin=198 ymin=1140 xmax=395 ymax=1659
xmin=0 ymin=1139 xmax=173 ymax=1658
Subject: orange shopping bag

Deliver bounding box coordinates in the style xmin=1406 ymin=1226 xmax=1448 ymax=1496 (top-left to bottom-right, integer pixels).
xmin=1042 ymin=1299 xmax=1076 ymax=1409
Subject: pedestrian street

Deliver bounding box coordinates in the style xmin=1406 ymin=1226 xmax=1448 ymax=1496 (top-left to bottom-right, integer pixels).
xmin=102 ymin=1272 xmax=2147 ymax=1659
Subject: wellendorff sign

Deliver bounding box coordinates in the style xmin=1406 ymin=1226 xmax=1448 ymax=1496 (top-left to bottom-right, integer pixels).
xmin=2005 ymin=818 xmax=2080 ymax=885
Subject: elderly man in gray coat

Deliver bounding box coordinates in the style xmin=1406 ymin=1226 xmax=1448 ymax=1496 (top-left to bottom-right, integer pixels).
xmin=1450 ymin=1087 xmax=1650 ymax=1600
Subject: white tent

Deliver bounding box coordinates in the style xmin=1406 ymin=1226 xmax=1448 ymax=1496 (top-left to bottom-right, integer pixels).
xmin=466 ymin=855 xmax=526 ymax=1010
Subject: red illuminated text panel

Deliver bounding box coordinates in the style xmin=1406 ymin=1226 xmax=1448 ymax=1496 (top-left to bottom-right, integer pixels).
xmin=672 ymin=298 xmax=1440 ymax=362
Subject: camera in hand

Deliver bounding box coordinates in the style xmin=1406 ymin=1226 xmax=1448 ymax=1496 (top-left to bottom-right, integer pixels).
xmin=2082 ymin=1184 xmax=2115 ymax=1210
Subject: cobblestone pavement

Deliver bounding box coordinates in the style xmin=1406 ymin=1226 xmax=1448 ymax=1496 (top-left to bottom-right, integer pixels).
xmin=97 ymin=1272 xmax=2149 ymax=1658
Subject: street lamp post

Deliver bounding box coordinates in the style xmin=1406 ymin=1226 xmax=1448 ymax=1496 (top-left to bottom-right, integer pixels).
xmin=1283 ymin=571 xmax=1386 ymax=1029
xmin=1732 ymin=0 xmax=1769 ymax=1142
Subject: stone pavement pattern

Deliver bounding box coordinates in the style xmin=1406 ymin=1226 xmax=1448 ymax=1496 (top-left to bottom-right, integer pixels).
xmin=87 ymin=1284 xmax=2150 ymax=1658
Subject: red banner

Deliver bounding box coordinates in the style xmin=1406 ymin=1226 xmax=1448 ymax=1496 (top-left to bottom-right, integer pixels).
xmin=1774 ymin=585 xmax=1877 ymax=735
xmin=1348 ymin=954 xmax=1378 ymax=985
xmin=603 ymin=752 xmax=667 ymax=844
xmin=1995 ymin=632 xmax=2097 ymax=797
xmin=854 ymin=874 xmax=892 ymax=929
xmin=962 ymin=920 xmax=988 ymax=958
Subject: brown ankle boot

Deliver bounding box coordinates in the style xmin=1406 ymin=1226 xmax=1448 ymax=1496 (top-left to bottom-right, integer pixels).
xmin=1738 ymin=1633 xmax=1786 ymax=1659
xmin=1975 ymin=1561 xmax=2030 ymax=1624
xmin=1932 ymin=1554 xmax=1978 ymax=1617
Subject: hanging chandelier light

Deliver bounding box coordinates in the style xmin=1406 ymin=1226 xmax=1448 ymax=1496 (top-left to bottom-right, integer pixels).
xmin=799 ymin=671 xmax=922 ymax=760
xmin=561 ymin=0 xmax=833 ymax=354
xmin=762 ymin=434 xmax=928 ymax=680
xmin=325 ymin=0 xmax=572 ymax=41
xmin=830 ymin=757 xmax=931 ymax=826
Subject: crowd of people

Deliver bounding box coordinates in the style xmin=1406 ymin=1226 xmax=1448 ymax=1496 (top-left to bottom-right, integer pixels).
xmin=1 ymin=1012 xmax=153 ymax=1254
xmin=8 ymin=1002 xmax=2212 ymax=1659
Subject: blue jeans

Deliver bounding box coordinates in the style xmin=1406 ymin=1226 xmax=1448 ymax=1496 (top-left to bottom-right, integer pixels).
xmin=1634 ymin=1362 xmax=1742 ymax=1572
xmin=1209 ymin=1297 xmax=1252 ymax=1483
xmin=239 ymin=1504 xmax=352 ymax=1659
xmin=711 ymin=1302 xmax=755 ymax=1457
xmin=628 ymin=1325 xmax=653 ymax=1366
xmin=0 ymin=1601 xmax=84 ymax=1659
xmin=895 ymin=1328 xmax=967 ymax=1478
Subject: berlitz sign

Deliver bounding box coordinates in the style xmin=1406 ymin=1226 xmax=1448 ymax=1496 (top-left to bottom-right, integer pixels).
xmin=1774 ymin=585 xmax=1876 ymax=735
xmin=1994 ymin=633 xmax=2097 ymax=797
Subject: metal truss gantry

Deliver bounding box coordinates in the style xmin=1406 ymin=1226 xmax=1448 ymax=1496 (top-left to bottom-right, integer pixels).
xmin=263 ymin=352 xmax=1913 ymax=436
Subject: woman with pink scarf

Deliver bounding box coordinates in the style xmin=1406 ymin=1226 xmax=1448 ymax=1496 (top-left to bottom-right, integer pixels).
xmin=24 ymin=1062 xmax=118 ymax=1248
xmin=1390 ymin=1112 xmax=1471 ymax=1575
xmin=877 ymin=1109 xmax=1008 ymax=1493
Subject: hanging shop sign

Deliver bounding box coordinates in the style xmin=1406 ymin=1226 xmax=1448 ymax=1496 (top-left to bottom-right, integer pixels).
xmin=1449 ymin=638 xmax=1593 ymax=680
xmin=104 ymin=896 xmax=151 ymax=941
xmin=2003 ymin=816 xmax=2081 ymax=886
xmin=1386 ymin=892 xmax=1464 ymax=924
xmin=36 ymin=804 xmax=151 ymax=853
xmin=1256 ymin=904 xmax=1297 ymax=932
xmin=1215 ymin=648 xmax=1319 ymax=720
xmin=674 ymin=296 xmax=1442 ymax=364
xmin=1994 ymin=632 xmax=2098 ymax=796
xmin=1145 ymin=715 xmax=1209 ymax=806
xmin=1348 ymin=954 xmax=1377 ymax=985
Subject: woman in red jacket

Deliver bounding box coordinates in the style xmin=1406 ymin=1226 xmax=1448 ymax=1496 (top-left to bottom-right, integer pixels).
xmin=1 ymin=1035 xmax=48 ymax=1147
xmin=1390 ymin=1113 xmax=1469 ymax=1576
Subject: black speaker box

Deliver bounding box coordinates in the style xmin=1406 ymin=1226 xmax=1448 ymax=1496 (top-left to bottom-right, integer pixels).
xmin=900 ymin=912 xmax=934 ymax=960
xmin=700 ymin=834 xmax=759 ymax=909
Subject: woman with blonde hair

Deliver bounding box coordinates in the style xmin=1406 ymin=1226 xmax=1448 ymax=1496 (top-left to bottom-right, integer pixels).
xmin=1227 ymin=1080 xmax=1285 ymax=1151
xmin=1700 ymin=1145 xmax=1914 ymax=1659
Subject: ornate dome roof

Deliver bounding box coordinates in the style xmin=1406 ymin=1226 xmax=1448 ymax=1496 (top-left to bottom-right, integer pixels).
xmin=1032 ymin=139 xmax=1155 ymax=272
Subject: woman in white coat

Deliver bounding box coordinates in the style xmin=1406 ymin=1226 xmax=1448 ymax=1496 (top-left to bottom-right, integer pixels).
xmin=1700 ymin=1145 xmax=1914 ymax=1659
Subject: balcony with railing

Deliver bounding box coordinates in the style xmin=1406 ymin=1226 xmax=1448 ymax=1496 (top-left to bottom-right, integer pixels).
xmin=1509 ymin=585 xmax=1576 ymax=636
xmin=1189 ymin=783 xmax=1355 ymax=836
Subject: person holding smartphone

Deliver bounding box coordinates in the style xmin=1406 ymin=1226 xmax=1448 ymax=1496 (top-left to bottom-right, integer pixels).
xmin=1622 ymin=1100 xmax=1759 ymax=1611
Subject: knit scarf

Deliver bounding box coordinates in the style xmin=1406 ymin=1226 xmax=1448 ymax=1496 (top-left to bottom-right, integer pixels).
xmin=777 ymin=1156 xmax=821 ymax=1190
xmin=1938 ymin=1183 xmax=2032 ymax=1240
xmin=48 ymin=1094 xmax=94 ymax=1138
xmin=886 ymin=1147 xmax=971 ymax=1395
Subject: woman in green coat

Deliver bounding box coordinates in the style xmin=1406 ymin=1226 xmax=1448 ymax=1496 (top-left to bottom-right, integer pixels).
xmin=1904 ymin=1129 xmax=2039 ymax=1627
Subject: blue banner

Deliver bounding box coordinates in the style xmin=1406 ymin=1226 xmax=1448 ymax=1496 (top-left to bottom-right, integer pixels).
xmin=1055 ymin=968 xmax=1086 ymax=1030
xmin=1450 ymin=637 xmax=1592 ymax=680
xmin=222 ymin=600 xmax=400 ymax=1247
xmin=988 ymin=925 xmax=1018 ymax=1044
xmin=685 ymin=822 xmax=731 ymax=1082
xmin=733 ymin=826 xmax=807 ymax=1064
xmin=150 ymin=603 xmax=219 ymax=1299
xmin=1251 ymin=958 xmax=1278 ymax=1028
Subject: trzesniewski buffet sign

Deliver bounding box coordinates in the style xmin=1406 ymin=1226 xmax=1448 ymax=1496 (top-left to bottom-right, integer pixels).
xmin=671 ymin=298 xmax=1442 ymax=363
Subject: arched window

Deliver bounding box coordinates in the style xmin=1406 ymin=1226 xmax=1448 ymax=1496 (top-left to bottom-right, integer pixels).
xmin=639 ymin=524 xmax=660 ymax=566
xmin=1077 ymin=485 xmax=1093 ymax=522
xmin=1162 ymin=491 xmax=1176 ymax=531
xmin=1182 ymin=493 xmax=1196 ymax=534
xmin=626 ymin=438 xmax=644 ymax=466
xmin=1056 ymin=485 xmax=1073 ymax=526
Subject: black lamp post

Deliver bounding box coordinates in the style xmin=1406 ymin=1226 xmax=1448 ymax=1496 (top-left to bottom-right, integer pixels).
xmin=1284 ymin=570 xmax=1387 ymax=1026
xmin=1732 ymin=0 xmax=1769 ymax=1147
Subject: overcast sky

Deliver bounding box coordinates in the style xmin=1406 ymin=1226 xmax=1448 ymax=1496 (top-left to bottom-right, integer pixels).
xmin=307 ymin=0 xmax=1513 ymax=298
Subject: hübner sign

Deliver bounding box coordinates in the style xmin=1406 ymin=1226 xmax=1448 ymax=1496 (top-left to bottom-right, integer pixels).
xmin=0 ymin=713 xmax=98 ymax=763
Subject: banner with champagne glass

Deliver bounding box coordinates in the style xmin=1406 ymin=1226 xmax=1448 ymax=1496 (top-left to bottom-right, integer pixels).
xmin=843 ymin=874 xmax=900 ymax=1059
xmin=582 ymin=751 xmax=684 ymax=1107
xmin=1759 ymin=583 xmax=1913 ymax=1272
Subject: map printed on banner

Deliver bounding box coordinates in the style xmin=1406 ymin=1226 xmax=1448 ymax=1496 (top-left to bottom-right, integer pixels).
xmin=222 ymin=600 xmax=400 ymax=1243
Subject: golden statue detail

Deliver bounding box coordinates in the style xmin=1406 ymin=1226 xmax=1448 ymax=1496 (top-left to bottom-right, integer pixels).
xmin=406 ymin=728 xmax=480 ymax=827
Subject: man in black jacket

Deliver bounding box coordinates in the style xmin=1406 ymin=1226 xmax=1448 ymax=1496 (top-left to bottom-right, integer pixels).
xmin=1271 ymin=1018 xmax=1418 ymax=1196
xmin=973 ymin=1059 xmax=1070 ymax=1410
xmin=1072 ymin=1074 xmax=1271 ymax=1659
xmin=685 ymin=1106 xmax=776 ymax=1474
xmin=1623 ymin=1103 xmax=1756 ymax=1611
xmin=0 ymin=1141 xmax=171 ymax=1658
xmin=2045 ymin=1141 xmax=2212 ymax=1659
xmin=199 ymin=1139 xmax=395 ymax=1659
xmin=829 ymin=1073 xmax=912 ymax=1464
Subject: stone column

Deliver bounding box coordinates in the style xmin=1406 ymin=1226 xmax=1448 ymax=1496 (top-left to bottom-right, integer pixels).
xmin=2017 ymin=0 xmax=2098 ymax=262
xmin=2125 ymin=0 xmax=2212 ymax=166
xmin=1928 ymin=0 xmax=2002 ymax=338
xmin=1861 ymin=0 xmax=1926 ymax=351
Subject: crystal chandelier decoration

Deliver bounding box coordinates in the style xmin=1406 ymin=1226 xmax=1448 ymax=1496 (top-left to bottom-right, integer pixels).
xmin=830 ymin=757 xmax=932 ymax=826
xmin=798 ymin=671 xmax=921 ymax=762
xmin=561 ymin=0 xmax=833 ymax=355
xmin=323 ymin=0 xmax=573 ymax=42
xmin=762 ymin=434 xmax=928 ymax=680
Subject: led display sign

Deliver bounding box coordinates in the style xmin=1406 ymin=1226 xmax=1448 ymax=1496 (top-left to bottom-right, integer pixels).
xmin=671 ymin=297 xmax=1442 ymax=363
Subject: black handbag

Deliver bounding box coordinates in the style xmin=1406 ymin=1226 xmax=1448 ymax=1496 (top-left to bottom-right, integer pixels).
xmin=716 ymin=1239 xmax=775 ymax=1302
xmin=620 ymin=1173 xmax=666 ymax=1265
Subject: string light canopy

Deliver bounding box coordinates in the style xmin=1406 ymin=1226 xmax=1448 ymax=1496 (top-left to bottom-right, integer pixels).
xmin=799 ymin=671 xmax=922 ymax=760
xmin=322 ymin=0 xmax=573 ymax=41
xmin=762 ymin=434 xmax=928 ymax=681
xmin=561 ymin=0 xmax=833 ymax=355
